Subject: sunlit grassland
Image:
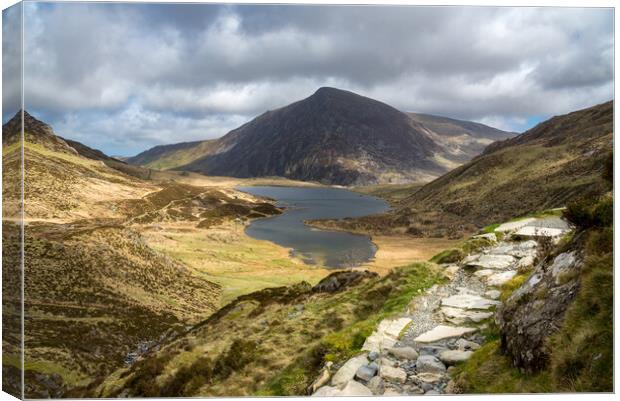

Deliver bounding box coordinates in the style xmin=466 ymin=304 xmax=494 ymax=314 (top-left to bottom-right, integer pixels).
xmin=141 ymin=221 xmax=330 ymax=305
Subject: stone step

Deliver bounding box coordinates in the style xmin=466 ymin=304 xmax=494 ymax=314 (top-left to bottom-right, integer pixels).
xmin=413 ymin=325 xmax=477 ymax=343
xmin=440 ymin=307 xmax=493 ymax=325
xmin=465 ymin=254 xmax=516 ymax=270
xmin=440 ymin=293 xmax=500 ymax=310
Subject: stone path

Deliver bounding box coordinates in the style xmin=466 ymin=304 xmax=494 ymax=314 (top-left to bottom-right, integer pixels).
xmin=310 ymin=216 xmax=565 ymax=396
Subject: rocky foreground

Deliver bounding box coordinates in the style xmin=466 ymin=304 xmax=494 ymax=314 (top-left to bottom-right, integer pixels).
xmin=311 ymin=216 xmax=573 ymax=396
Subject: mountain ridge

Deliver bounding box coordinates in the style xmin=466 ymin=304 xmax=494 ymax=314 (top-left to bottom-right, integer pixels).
xmin=127 ymin=88 xmax=516 ymax=185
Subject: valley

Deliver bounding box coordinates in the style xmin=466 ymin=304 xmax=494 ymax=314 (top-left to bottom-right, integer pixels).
xmin=1 ymin=97 xmax=613 ymax=398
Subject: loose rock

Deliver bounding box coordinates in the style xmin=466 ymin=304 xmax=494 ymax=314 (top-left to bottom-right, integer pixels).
xmin=438 ymin=350 xmax=473 ymax=365
xmin=331 ymin=354 xmax=368 ymax=387
xmin=388 ymin=346 xmax=418 ymax=360
xmin=415 ymin=355 xmax=446 ymax=373
xmin=379 ymin=365 xmax=407 ymax=383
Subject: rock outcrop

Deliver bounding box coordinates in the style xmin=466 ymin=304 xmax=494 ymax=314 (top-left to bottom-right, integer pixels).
xmin=497 ymin=250 xmax=583 ymax=372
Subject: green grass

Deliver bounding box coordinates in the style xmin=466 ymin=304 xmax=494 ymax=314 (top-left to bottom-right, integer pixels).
xmin=453 ymin=337 xmax=553 ymax=393
xmin=258 ymin=262 xmax=444 ymax=396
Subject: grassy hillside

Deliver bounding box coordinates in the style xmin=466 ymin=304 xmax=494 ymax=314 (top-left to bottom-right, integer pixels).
xmin=90 ymin=264 xmax=445 ymax=397
xmin=127 ymin=140 xmax=219 ymax=171
xmin=3 ymin=112 xmax=313 ymax=397
xmin=322 ymin=101 xmax=612 ymax=238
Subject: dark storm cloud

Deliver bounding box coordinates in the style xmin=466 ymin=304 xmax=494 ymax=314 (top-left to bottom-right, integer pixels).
xmin=18 ymin=3 xmax=614 ymax=155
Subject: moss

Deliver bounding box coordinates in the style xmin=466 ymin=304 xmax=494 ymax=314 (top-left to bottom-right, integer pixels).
xmin=430 ymin=248 xmax=464 ymax=264
xmin=258 ymin=263 xmax=444 ymax=396
xmin=453 ymin=339 xmax=553 ymax=393
xmin=547 ymin=230 xmax=613 ymax=392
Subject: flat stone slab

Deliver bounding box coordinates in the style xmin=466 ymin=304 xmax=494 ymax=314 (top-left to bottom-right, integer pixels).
xmin=331 ymin=354 xmax=368 ymax=387
xmin=441 ymin=293 xmax=500 ymax=310
xmin=382 ymin=317 xmax=412 ymax=339
xmin=486 ymin=270 xmax=517 ymax=287
xmin=439 ymin=350 xmax=473 ymax=365
xmin=484 ymin=290 xmax=501 ymax=300
xmin=413 ymin=325 xmax=478 ymax=343
xmin=495 ymin=218 xmax=536 ymax=232
xmin=467 ymin=254 xmax=516 ymax=270
xmin=472 ymin=233 xmax=497 ymax=242
xmin=514 ymin=226 xmax=566 ymax=238
xmin=528 ymin=216 xmax=571 ymax=230
xmin=441 ymin=307 xmax=493 ymax=325
xmin=473 ymin=269 xmax=495 ymax=278
xmin=362 ymin=332 xmax=396 ymax=353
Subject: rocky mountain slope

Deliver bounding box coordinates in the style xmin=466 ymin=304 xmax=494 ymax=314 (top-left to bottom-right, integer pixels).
xmin=127 ymin=88 xmax=515 ymax=185
xmin=319 ymin=101 xmax=613 ymax=238
xmin=407 ymin=112 xmax=515 ymax=163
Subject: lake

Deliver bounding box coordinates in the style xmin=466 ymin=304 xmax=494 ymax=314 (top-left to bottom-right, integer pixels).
xmin=237 ymin=186 xmax=389 ymax=268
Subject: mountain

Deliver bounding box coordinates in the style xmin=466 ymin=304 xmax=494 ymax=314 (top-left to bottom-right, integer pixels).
xmin=407 ymin=112 xmax=515 ymax=163
xmin=127 ymin=88 xmax=515 ymax=185
xmin=314 ymin=101 xmax=613 ymax=238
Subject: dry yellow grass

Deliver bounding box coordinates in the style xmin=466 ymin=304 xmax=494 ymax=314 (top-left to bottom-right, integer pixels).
xmin=138 ymin=221 xmax=330 ymax=305
xmin=362 ymin=235 xmax=459 ymax=275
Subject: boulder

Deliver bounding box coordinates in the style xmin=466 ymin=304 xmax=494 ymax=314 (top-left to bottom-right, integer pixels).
xmin=388 ymin=346 xmax=419 ymax=360
xmin=438 ymin=350 xmax=473 ymax=365
xmin=379 ymin=365 xmax=407 ymax=383
xmin=312 ymin=270 xmax=378 ymax=293
xmin=416 ymin=355 xmax=447 ymax=373
xmin=383 ymin=388 xmax=403 ymax=396
xmin=331 ymin=354 xmax=368 ymax=387
xmin=497 ymin=251 xmax=582 ymax=372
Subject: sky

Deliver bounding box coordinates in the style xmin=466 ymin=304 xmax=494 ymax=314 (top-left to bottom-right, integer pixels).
xmin=2 ymin=2 xmax=614 ymax=156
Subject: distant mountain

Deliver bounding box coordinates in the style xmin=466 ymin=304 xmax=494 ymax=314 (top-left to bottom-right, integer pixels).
xmin=128 ymin=88 xmax=515 ymax=185
xmin=407 ymin=112 xmax=515 ymax=163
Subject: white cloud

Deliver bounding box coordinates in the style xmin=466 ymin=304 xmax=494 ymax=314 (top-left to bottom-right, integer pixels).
xmin=17 ymin=3 xmax=613 ymax=156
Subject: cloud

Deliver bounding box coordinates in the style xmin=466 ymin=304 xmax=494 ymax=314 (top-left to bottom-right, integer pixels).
xmin=2 ymin=2 xmax=22 ymax=121
xmin=16 ymin=3 xmax=614 ymax=156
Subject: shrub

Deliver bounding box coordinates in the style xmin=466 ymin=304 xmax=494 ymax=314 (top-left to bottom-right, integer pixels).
xmin=564 ymin=195 xmax=612 ymax=230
